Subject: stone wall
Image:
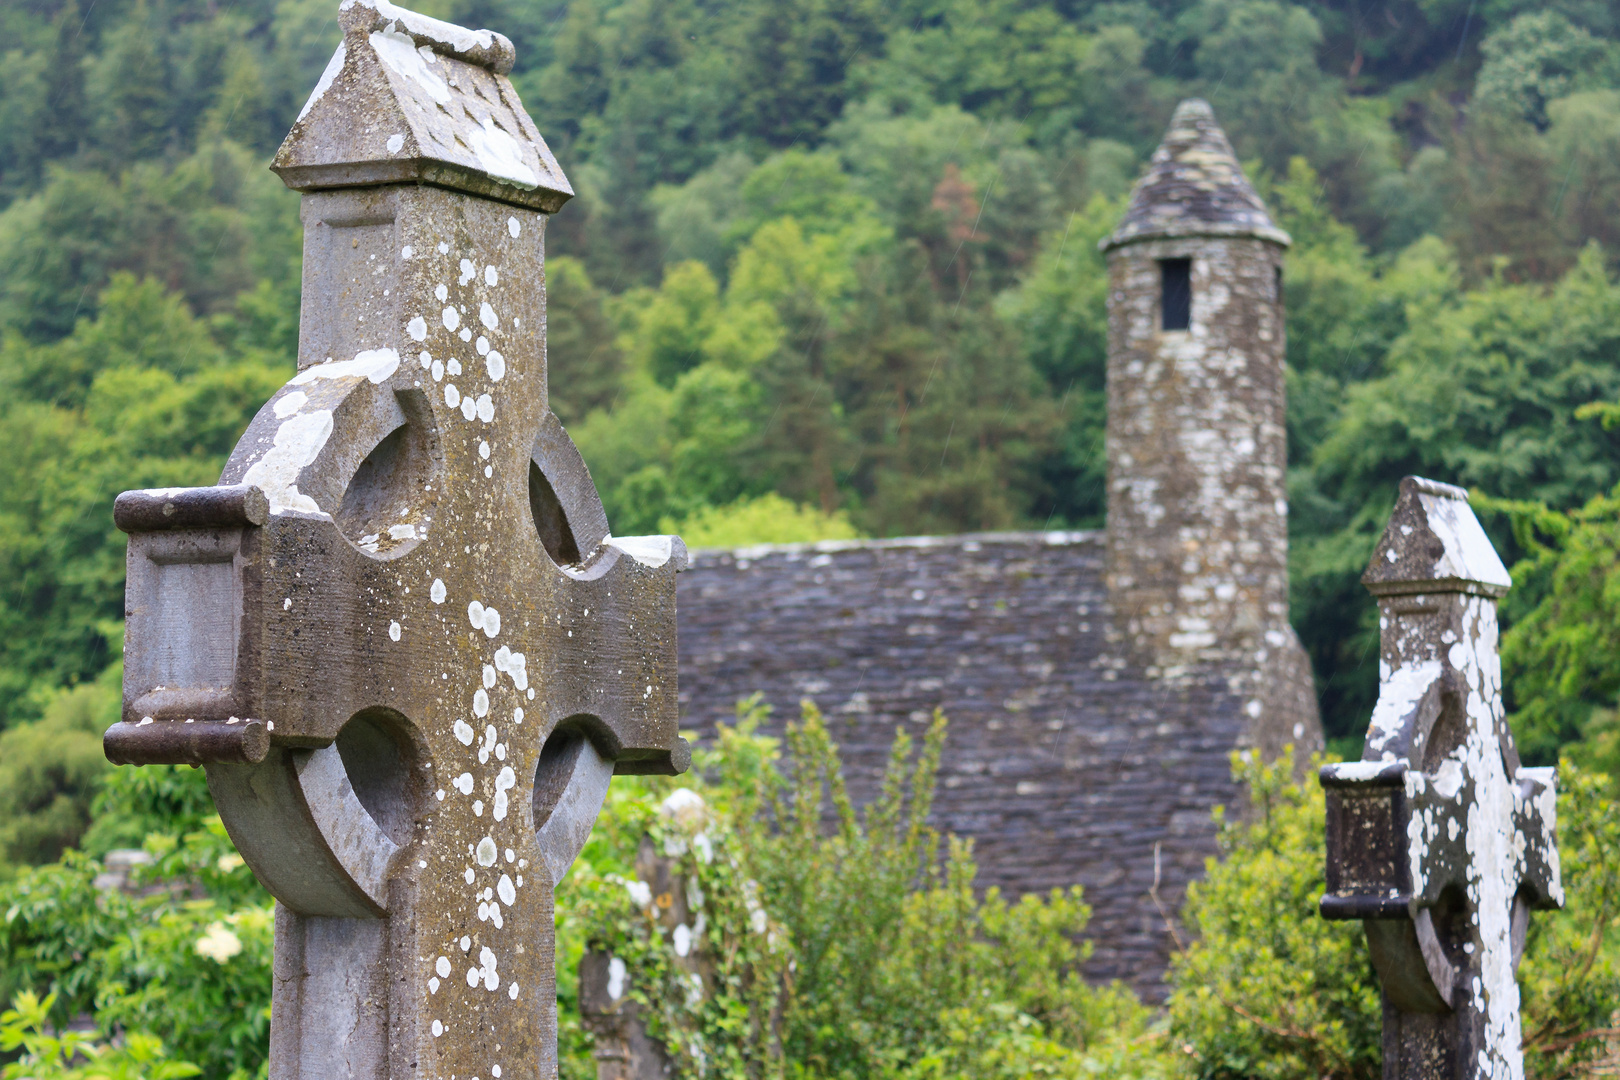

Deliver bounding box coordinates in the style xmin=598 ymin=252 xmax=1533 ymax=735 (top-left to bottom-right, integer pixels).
xmin=676 ymin=531 xmax=1275 ymax=997
xmin=1103 ymin=235 xmax=1316 ymax=761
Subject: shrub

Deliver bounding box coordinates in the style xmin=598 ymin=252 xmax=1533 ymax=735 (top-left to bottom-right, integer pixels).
xmin=560 ymin=700 xmax=1160 ymax=1079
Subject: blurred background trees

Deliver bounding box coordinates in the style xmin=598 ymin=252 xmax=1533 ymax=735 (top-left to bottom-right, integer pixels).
xmin=0 ymin=0 xmax=1619 ymax=860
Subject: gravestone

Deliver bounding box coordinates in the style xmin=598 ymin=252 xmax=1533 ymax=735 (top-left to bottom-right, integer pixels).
xmin=1320 ymin=477 xmax=1562 ymax=1080
xmin=102 ymin=3 xmax=689 ymax=1078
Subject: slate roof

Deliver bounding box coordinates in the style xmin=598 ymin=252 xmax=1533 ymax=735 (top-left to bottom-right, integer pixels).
xmin=1102 ymin=98 xmax=1289 ymax=251
xmin=675 ymin=532 xmax=1256 ymax=998
xmin=271 ymin=0 xmax=572 ymax=212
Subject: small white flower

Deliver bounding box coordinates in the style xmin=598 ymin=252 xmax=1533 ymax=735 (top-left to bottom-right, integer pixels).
xmin=195 ymin=922 xmax=242 ymax=963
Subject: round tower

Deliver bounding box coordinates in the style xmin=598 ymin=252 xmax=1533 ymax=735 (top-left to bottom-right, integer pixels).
xmin=1100 ymin=98 xmax=1320 ymax=755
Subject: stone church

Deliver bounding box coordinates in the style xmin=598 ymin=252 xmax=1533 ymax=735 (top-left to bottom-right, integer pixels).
xmin=672 ymin=99 xmax=1323 ymax=996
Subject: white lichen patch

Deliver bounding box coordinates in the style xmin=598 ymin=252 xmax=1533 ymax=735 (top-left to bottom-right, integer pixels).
xmin=477 ymin=946 xmax=500 ymax=991
xmin=493 ymin=646 xmax=528 ymax=690
xmin=297 ymin=40 xmax=347 ymax=121
xmin=291 ymin=348 xmax=400 ymax=385
xmin=466 ymin=116 xmax=538 ymax=189
xmin=1417 ymin=490 xmax=1513 ymax=591
xmin=368 ymin=28 xmax=450 ymax=104
xmin=493 ymin=766 xmax=515 ymax=821
xmin=606 ymin=535 xmax=678 ymax=567
xmin=1366 ymin=659 xmax=1441 ymax=758
xmin=241 ymin=410 xmax=333 ymax=515
xmin=486 ymin=351 xmax=505 ymax=381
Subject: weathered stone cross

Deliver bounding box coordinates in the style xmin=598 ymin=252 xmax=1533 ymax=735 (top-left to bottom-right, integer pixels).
xmin=102 ymin=4 xmax=689 ymax=1078
xmin=1321 ymin=477 xmax=1562 ymax=1080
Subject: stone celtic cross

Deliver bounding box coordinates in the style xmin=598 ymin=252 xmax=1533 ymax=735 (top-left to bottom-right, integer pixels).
xmin=102 ymin=3 xmax=689 ymax=1078
xmin=1321 ymin=477 xmax=1562 ymax=1080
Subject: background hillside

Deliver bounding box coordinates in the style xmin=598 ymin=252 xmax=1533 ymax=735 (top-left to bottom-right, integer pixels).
xmin=1 ymin=0 xmax=1619 ymax=865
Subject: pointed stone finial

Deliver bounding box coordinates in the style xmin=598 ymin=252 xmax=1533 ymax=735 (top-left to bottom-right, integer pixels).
xmin=1361 ymin=477 xmax=1512 ymax=598
xmin=272 ymin=0 xmax=573 ymax=211
xmin=1101 ymin=99 xmax=1289 ymax=251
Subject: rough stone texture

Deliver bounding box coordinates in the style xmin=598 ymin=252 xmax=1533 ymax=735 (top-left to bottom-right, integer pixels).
xmin=1321 ymin=478 xmax=1561 ymax=1080
xmin=1101 ymin=98 xmax=1315 ymax=763
xmin=674 ymin=100 xmax=1322 ymax=998
xmin=1102 ymin=232 xmax=1316 ymax=761
xmin=272 ymin=0 xmax=572 ymax=213
xmin=676 ymin=532 xmax=1284 ymax=997
xmin=107 ymin=8 xmax=687 ymax=1080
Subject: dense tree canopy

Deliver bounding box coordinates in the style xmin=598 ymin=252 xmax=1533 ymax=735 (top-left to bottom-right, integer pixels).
xmin=0 ymin=0 xmax=1618 ymax=853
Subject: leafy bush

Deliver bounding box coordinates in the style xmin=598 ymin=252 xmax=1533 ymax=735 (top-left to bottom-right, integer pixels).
xmin=560 ymin=700 xmax=1159 ymax=1080
xmin=0 ymin=765 xmax=271 ymax=1080
xmin=666 ymin=493 xmax=862 ymax=548
xmin=1 ymin=706 xmax=1615 ymax=1080
xmin=1167 ymin=753 xmax=1381 ymax=1080
xmin=0 ymin=991 xmax=199 ymax=1080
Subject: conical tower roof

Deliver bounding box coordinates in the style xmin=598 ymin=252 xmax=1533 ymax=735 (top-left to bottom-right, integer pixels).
xmin=1101 ymin=99 xmax=1288 ymax=251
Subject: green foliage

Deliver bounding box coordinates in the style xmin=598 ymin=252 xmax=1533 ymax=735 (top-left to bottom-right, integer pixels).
xmin=0 ymin=0 xmax=1616 ymax=1065
xmin=1168 ymin=753 xmax=1381 ymax=1080
xmin=1 ymin=991 xmax=200 ymax=1080
xmin=562 ymin=702 xmax=1160 ymax=1080
xmin=1482 ymin=439 xmax=1620 ymax=769
xmin=0 ymin=675 xmax=119 ymax=872
xmin=1475 ymin=13 xmax=1617 ymax=131
xmin=0 ymin=756 xmax=270 ymax=1078
xmin=1519 ymin=764 xmax=1620 ymax=1077
xmin=1289 ymin=241 xmax=1620 ymax=751
xmin=0 ymin=270 xmax=291 ymax=731
xmin=668 ymin=494 xmax=862 ymax=548
xmin=0 ymin=0 xmax=1618 ymax=778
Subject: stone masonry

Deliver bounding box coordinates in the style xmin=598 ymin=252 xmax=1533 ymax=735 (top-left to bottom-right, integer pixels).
xmin=673 ymin=100 xmax=1322 ymax=997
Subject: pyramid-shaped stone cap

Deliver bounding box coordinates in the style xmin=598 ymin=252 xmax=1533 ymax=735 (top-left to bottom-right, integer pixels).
xmin=271 ymin=0 xmax=572 ymax=212
xmin=1101 ymin=99 xmax=1289 ymax=252
xmin=1362 ymin=477 xmax=1512 ymax=598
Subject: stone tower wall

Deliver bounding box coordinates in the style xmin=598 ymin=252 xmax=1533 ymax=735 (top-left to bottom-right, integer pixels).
xmin=1104 ymin=235 xmax=1317 ymax=757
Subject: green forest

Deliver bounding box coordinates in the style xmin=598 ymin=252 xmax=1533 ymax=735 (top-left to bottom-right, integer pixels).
xmin=1 ymin=0 xmax=1620 ymax=1071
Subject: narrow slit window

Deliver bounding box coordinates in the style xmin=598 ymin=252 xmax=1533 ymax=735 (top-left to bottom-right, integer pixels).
xmin=1160 ymin=258 xmax=1191 ymax=331
xmin=1275 ymin=266 xmax=1284 ymax=303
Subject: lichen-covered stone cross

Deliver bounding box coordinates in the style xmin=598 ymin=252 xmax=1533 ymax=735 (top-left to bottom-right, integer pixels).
xmin=1321 ymin=477 xmax=1561 ymax=1080
xmin=102 ymin=4 xmax=688 ymax=1079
